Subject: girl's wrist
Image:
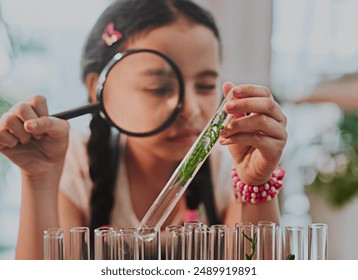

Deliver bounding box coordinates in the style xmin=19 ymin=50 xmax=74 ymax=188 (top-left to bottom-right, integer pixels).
xmin=21 ymin=167 xmax=63 ymax=193
xmin=231 ymin=166 xmax=285 ymax=204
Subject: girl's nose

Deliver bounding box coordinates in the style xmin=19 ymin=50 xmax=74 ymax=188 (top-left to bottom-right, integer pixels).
xmin=177 ymin=86 xmax=201 ymax=121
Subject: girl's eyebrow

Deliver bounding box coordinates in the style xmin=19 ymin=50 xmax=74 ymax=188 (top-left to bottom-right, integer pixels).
xmin=141 ymin=68 xmax=176 ymax=78
xmin=195 ymin=69 xmax=219 ymax=78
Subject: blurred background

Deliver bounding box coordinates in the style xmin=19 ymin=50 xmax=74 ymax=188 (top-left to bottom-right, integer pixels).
xmin=0 ymin=0 xmax=357 ymax=259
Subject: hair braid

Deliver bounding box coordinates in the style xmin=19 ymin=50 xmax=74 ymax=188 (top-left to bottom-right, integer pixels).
xmin=185 ymin=159 xmax=221 ymax=225
xmin=87 ymin=113 xmax=119 ymax=258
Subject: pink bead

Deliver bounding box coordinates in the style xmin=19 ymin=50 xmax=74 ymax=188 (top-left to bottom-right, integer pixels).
xmin=232 ymin=165 xmax=285 ymax=204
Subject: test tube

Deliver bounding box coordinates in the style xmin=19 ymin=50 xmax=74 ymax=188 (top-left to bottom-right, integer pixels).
xmin=94 ymin=226 xmax=116 ymax=260
xmin=138 ymin=90 xmax=236 ymax=233
xmin=44 ymin=227 xmax=65 ymax=260
xmin=117 ymin=227 xmax=139 ymax=260
xmin=308 ymin=223 xmax=328 ymax=260
xmin=210 ymin=224 xmax=231 ymax=260
xmin=70 ymin=226 xmax=90 ymax=260
xmin=166 ymin=225 xmax=185 ymax=260
xmin=184 ymin=221 xmax=203 ymax=260
xmin=194 ymin=225 xmax=213 ymax=260
xmin=284 ymin=226 xmax=304 ymax=260
xmin=275 ymin=225 xmax=283 ymax=260
xmin=257 ymin=221 xmax=276 ymax=260
xmin=234 ymin=222 xmax=257 ymax=260
xmin=138 ymin=226 xmax=160 ymax=260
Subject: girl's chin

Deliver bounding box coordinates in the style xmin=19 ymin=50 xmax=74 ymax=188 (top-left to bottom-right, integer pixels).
xmin=163 ymin=144 xmax=194 ymax=162
xmin=169 ymin=135 xmax=199 ymax=146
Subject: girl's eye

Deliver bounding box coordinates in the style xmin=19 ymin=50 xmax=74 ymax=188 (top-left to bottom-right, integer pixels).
xmin=196 ymin=84 xmax=216 ymax=93
xmin=145 ymin=85 xmax=175 ymax=97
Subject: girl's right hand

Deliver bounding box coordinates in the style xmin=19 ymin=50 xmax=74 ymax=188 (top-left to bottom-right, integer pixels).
xmin=0 ymin=95 xmax=69 ymax=178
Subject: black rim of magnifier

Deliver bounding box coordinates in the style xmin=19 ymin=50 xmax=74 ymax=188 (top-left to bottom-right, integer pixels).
xmin=52 ymin=49 xmax=185 ymax=137
xmin=96 ymin=49 xmax=185 ymax=137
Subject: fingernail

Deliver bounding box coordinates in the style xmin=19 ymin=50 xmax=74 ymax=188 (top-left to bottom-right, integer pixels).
xmin=225 ymin=103 xmax=235 ymax=113
xmin=219 ymin=137 xmax=227 ymax=145
xmin=233 ymin=88 xmax=244 ymax=98
xmin=26 ymin=120 xmax=37 ymax=130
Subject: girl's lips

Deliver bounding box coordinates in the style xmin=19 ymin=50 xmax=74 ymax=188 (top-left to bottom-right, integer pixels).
xmin=167 ymin=130 xmax=200 ymax=144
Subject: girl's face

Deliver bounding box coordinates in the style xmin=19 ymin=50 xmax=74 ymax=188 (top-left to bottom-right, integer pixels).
xmin=125 ymin=17 xmax=221 ymax=162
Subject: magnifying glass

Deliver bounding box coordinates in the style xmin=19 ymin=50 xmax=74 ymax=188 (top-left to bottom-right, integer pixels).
xmin=52 ymin=49 xmax=185 ymax=137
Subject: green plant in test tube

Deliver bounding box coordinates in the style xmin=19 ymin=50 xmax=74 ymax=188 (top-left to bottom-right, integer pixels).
xmin=177 ymin=110 xmax=226 ymax=185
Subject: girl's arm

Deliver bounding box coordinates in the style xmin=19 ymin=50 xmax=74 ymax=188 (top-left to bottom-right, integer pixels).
xmin=0 ymin=96 xmax=69 ymax=259
xmin=16 ymin=172 xmax=62 ymax=259
xmin=219 ymin=82 xmax=287 ymax=226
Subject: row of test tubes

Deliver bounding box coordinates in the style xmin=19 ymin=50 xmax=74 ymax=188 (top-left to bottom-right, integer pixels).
xmin=43 ymin=221 xmax=328 ymax=260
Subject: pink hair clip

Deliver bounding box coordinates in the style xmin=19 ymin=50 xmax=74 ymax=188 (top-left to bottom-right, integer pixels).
xmin=102 ymin=22 xmax=123 ymax=46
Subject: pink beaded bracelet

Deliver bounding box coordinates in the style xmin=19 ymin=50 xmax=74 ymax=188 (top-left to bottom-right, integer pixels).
xmin=231 ymin=166 xmax=285 ymax=204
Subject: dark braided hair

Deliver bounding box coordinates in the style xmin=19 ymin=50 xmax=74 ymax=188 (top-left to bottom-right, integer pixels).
xmin=80 ymin=0 xmax=222 ymax=257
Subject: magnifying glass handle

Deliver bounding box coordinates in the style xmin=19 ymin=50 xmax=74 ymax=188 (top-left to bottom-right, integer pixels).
xmin=51 ymin=102 xmax=101 ymax=120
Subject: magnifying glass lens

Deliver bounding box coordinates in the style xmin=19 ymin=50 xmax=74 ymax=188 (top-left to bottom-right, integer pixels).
xmin=102 ymin=52 xmax=180 ymax=134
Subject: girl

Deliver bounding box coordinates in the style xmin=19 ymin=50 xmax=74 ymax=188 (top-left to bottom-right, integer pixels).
xmin=0 ymin=0 xmax=287 ymax=259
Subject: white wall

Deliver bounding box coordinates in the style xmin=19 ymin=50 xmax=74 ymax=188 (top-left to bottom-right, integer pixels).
xmin=196 ymin=0 xmax=273 ymax=86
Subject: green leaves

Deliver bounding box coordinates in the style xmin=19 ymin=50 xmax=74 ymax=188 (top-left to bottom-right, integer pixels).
xmin=242 ymin=230 xmax=257 ymax=260
xmin=286 ymin=253 xmax=295 ymax=260
xmin=306 ymin=113 xmax=358 ymax=208
xmin=178 ymin=111 xmax=226 ymax=184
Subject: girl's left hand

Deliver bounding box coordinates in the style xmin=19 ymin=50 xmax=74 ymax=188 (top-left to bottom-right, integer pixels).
xmin=219 ymin=82 xmax=287 ymax=185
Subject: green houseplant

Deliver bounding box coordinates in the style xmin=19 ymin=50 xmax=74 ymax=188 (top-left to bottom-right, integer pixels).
xmin=306 ymin=112 xmax=358 ymax=208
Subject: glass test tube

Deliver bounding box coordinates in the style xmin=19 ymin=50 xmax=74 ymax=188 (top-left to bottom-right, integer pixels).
xmin=184 ymin=221 xmax=203 ymax=260
xmin=194 ymin=226 xmax=213 ymax=260
xmin=275 ymin=226 xmax=283 ymax=260
xmin=138 ymin=90 xmax=235 ymax=232
xmin=166 ymin=225 xmax=185 ymax=260
xmin=70 ymin=226 xmax=90 ymax=260
xmin=44 ymin=227 xmax=65 ymax=260
xmin=210 ymin=224 xmax=231 ymax=260
xmin=257 ymin=221 xmax=276 ymax=260
xmin=138 ymin=227 xmax=160 ymax=260
xmin=94 ymin=226 xmax=116 ymax=260
xmin=234 ymin=222 xmax=257 ymax=260
xmin=284 ymin=226 xmax=304 ymax=260
xmin=117 ymin=228 xmax=139 ymax=260
xmin=308 ymin=223 xmax=328 ymax=260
